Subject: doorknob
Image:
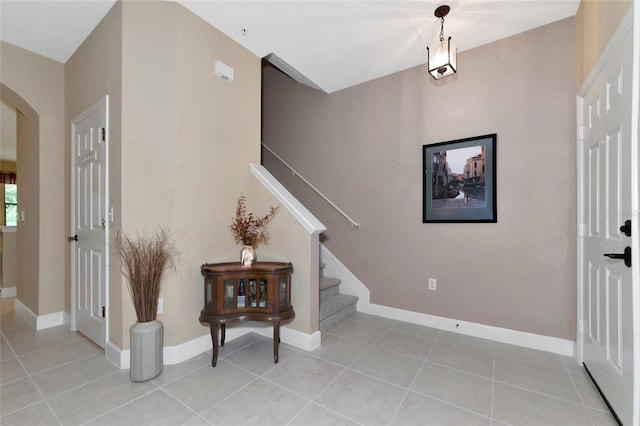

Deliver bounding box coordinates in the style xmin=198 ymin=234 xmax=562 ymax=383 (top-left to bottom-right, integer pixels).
xmin=620 ymin=219 xmax=631 ymax=237
xmin=604 ymin=246 xmax=631 ymax=267
xmin=67 ymin=235 xmax=78 ymax=242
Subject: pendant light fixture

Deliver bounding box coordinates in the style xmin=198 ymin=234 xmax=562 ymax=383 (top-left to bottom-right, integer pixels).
xmin=426 ymin=5 xmax=457 ymax=80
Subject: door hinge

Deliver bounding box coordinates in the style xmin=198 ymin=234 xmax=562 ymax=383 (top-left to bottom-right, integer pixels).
xmin=101 ymin=218 xmax=106 ymax=230
xmin=100 ymin=127 xmax=106 ymax=141
xmin=578 ymin=320 xmax=584 ymax=334
xmin=620 ymin=219 xmax=631 ymax=237
xmin=102 ymin=306 xmax=106 ymax=318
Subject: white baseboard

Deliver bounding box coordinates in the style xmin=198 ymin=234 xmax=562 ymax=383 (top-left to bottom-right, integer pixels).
xmin=361 ymin=303 xmax=574 ymax=356
xmin=1 ymin=286 xmax=16 ymax=298
xmin=106 ymin=323 xmax=319 ymax=369
xmin=320 ymin=243 xmax=575 ymax=357
xmin=14 ymin=299 xmax=37 ymax=329
xmin=36 ymin=311 xmax=65 ymax=330
xmin=252 ymin=323 xmax=322 ymax=351
xmin=106 ymin=340 xmax=126 ymax=368
xmin=14 ymin=299 xmax=66 ymax=331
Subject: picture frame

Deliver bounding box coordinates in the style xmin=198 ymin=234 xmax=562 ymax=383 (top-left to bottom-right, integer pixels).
xmin=423 ymin=134 xmax=497 ymax=223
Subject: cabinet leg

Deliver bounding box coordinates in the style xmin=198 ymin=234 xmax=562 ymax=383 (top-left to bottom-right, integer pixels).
xmin=210 ymin=324 xmax=219 ymax=367
xmin=221 ymin=323 xmax=226 ymax=346
xmin=273 ymin=320 xmax=280 ymax=363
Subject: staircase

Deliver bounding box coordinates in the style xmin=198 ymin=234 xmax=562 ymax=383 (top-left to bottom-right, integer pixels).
xmin=319 ymin=264 xmax=358 ymax=332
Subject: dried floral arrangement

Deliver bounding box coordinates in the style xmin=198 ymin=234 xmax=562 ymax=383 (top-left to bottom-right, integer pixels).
xmin=115 ymin=229 xmax=180 ymax=323
xmin=229 ymin=194 xmax=280 ymax=247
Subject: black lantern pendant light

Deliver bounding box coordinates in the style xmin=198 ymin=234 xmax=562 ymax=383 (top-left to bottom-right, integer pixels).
xmin=427 ymin=5 xmax=457 ymax=80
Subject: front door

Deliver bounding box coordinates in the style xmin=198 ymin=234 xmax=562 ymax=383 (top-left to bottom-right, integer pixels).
xmin=578 ymin=14 xmax=637 ymax=426
xmin=71 ymin=96 xmax=109 ymax=349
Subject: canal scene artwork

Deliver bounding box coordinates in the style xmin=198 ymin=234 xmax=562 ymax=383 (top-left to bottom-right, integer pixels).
xmin=422 ymin=134 xmax=497 ymax=223
xmin=431 ymin=145 xmax=487 ymax=209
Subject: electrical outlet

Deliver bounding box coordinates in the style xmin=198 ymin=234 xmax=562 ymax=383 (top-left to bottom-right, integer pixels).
xmin=157 ymin=298 xmax=164 ymax=314
xmin=428 ymin=278 xmax=437 ymax=291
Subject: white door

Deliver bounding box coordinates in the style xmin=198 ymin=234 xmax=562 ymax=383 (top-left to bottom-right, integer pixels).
xmin=578 ymin=12 xmax=638 ymax=426
xmin=71 ymin=96 xmax=109 ymax=349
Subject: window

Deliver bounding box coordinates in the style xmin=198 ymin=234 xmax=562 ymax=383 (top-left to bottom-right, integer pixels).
xmin=4 ymin=184 xmax=17 ymax=226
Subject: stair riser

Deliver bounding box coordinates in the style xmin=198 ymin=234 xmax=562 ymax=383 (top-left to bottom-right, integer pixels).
xmin=320 ymin=303 xmax=357 ymax=332
xmin=320 ymin=285 xmax=340 ymax=301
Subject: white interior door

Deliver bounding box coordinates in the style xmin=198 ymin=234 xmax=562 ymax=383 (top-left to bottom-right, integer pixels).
xmin=71 ymin=96 xmax=109 ymax=349
xmin=578 ymin=12 xmax=637 ymax=426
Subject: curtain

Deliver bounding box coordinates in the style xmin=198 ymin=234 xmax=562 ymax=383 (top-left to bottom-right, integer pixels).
xmin=0 ymin=171 xmax=16 ymax=184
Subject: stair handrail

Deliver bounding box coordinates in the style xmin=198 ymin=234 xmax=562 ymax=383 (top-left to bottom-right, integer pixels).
xmin=261 ymin=142 xmax=360 ymax=228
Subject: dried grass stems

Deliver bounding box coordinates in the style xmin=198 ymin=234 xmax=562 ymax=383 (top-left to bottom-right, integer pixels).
xmin=229 ymin=194 xmax=279 ymax=247
xmin=115 ymin=229 xmax=179 ymax=323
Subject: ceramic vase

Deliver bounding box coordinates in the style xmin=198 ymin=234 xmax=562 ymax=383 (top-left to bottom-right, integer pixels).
xmin=240 ymin=245 xmax=256 ymax=268
xmin=130 ymin=319 xmax=163 ymax=382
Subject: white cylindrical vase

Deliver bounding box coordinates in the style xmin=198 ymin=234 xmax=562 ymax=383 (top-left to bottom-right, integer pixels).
xmin=130 ymin=319 xmax=163 ymax=382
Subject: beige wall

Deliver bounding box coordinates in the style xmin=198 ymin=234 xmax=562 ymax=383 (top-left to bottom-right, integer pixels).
xmin=576 ymin=0 xmax=633 ymax=88
xmin=15 ymin=107 xmax=38 ymax=311
xmin=246 ymin=177 xmax=319 ymax=333
xmin=115 ymin=1 xmax=306 ymax=347
xmin=1 ymin=43 xmax=65 ymax=316
xmin=1 ymin=229 xmax=17 ymax=288
xmin=66 ymin=1 xmax=124 ymax=345
xmin=263 ymin=17 xmax=577 ymax=340
xmin=64 ymin=0 xmax=312 ymax=349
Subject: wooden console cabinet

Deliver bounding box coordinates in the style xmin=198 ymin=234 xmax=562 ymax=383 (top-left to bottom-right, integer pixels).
xmin=199 ymin=261 xmax=294 ymax=367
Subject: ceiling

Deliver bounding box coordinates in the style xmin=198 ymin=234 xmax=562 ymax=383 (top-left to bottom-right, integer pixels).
xmin=0 ymin=0 xmax=579 ymax=95
xmin=0 ymin=0 xmax=580 ymax=162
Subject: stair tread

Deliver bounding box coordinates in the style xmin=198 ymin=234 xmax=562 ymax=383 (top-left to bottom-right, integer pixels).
xmin=320 ymin=294 xmax=358 ymax=319
xmin=320 ymin=276 xmax=341 ymax=290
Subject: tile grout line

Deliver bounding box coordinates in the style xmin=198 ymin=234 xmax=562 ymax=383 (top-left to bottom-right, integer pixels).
xmin=395 ymin=329 xmax=494 ymax=422
xmin=5 ymin=331 xmax=92 ymax=358
xmin=566 ymin=367 xmax=599 ymax=426
xmin=385 ymin=329 xmax=441 ymax=426
xmin=490 ymin=349 xmax=497 ymax=425
xmin=270 ymin=371 xmax=362 ymax=426
xmin=0 ymin=320 xmax=64 ymax=425
xmin=492 ymin=378 xmax=594 ymax=406
xmin=305 ymin=323 xmax=383 ymax=424
xmin=414 ymin=333 xmax=495 ymax=422
xmin=78 ymin=383 xmax=163 ymax=426
xmin=3 ymin=305 xmax=607 ymax=426
xmin=12 ymin=351 xmax=107 ymax=385
xmin=256 ymin=357 xmax=364 ymax=426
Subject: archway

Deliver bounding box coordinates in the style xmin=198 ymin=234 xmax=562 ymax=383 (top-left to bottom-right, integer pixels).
xmin=1 ymin=83 xmax=40 ymax=314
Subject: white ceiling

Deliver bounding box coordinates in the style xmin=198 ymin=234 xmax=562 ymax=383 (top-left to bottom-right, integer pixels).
xmin=0 ymin=1 xmax=580 ymax=162
xmin=0 ymin=0 xmax=579 ymax=94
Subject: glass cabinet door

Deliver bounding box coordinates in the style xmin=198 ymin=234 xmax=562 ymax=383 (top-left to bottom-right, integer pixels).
xmin=249 ymin=279 xmax=257 ymax=307
xmin=279 ymin=277 xmax=287 ymax=307
xmin=223 ymin=279 xmax=234 ymax=309
xmin=205 ymin=278 xmax=212 ymax=310
xmin=259 ymin=279 xmax=267 ymax=307
xmin=237 ymin=279 xmax=246 ymax=308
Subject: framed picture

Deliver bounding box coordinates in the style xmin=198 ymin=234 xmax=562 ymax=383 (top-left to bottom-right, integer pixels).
xmin=423 ymin=134 xmax=497 ymax=223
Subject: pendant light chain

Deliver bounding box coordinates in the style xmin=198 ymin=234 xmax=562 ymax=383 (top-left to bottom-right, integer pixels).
xmin=439 ymin=16 xmax=445 ymax=42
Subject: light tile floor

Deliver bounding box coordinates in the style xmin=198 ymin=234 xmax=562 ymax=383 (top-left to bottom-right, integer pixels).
xmin=0 ymin=297 xmax=618 ymax=426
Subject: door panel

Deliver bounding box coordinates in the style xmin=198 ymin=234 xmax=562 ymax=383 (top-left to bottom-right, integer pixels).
xmin=71 ymin=96 xmax=108 ymax=349
xmin=580 ymin=27 xmax=635 ymax=426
